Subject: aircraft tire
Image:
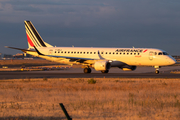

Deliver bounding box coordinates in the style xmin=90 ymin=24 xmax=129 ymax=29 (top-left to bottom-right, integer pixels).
xmin=155 ymin=70 xmax=159 ymax=74
xmin=84 ymin=68 xmax=91 ymax=73
xmin=101 ymin=70 xmax=109 ymax=73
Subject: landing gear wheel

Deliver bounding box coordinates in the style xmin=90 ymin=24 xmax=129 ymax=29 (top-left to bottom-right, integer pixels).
xmin=101 ymin=70 xmax=109 ymax=73
xmin=154 ymin=66 xmax=160 ymax=74
xmin=84 ymin=68 xmax=91 ymax=73
xmin=155 ymin=70 xmax=159 ymax=74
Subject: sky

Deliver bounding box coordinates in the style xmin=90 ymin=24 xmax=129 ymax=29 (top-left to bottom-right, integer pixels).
xmin=1 ymin=0 xmax=180 ymax=55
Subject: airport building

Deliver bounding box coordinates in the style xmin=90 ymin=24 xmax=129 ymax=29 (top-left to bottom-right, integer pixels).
xmin=3 ymin=54 xmax=13 ymax=59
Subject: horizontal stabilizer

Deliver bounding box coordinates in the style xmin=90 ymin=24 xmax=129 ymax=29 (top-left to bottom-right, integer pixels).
xmin=5 ymin=46 xmax=36 ymax=53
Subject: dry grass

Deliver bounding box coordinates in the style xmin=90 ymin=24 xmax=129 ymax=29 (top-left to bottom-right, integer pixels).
xmin=0 ymin=78 xmax=180 ymax=120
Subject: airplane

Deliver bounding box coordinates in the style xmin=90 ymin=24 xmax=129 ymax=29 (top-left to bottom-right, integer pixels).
xmin=6 ymin=20 xmax=176 ymax=74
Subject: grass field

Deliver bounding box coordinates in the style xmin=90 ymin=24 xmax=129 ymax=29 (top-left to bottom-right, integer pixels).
xmin=0 ymin=78 xmax=180 ymax=120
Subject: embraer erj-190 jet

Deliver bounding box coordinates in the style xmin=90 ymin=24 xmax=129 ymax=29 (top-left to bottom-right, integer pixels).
xmin=6 ymin=21 xmax=176 ymax=74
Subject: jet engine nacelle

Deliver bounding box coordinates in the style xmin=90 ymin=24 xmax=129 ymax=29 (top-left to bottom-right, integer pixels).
xmin=94 ymin=61 xmax=111 ymax=71
xmin=120 ymin=65 xmax=137 ymax=71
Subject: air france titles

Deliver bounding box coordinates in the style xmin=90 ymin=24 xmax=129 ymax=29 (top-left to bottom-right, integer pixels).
xmin=115 ymin=49 xmax=143 ymax=53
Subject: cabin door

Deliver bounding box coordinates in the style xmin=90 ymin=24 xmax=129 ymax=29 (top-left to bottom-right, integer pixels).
xmin=149 ymin=51 xmax=154 ymax=60
xmin=49 ymin=49 xmax=53 ymax=55
xmin=101 ymin=51 xmax=104 ymax=57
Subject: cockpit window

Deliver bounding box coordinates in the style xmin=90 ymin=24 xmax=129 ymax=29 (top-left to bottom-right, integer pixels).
xmin=158 ymin=52 xmax=169 ymax=55
xmin=163 ymin=52 xmax=169 ymax=55
xmin=158 ymin=52 xmax=163 ymax=55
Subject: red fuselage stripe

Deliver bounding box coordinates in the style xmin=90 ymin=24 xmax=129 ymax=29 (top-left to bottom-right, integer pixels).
xmin=143 ymin=49 xmax=147 ymax=53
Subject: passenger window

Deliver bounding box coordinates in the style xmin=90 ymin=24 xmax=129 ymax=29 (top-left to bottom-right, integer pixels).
xmin=130 ymin=53 xmax=132 ymax=55
xmin=74 ymin=52 xmax=76 ymax=54
xmin=61 ymin=51 xmax=63 ymax=53
xmin=106 ymin=52 xmax=107 ymax=54
xmin=123 ymin=53 xmax=125 ymax=55
xmin=134 ymin=53 xmax=136 ymax=55
xmin=87 ymin=52 xmax=89 ymax=54
xmin=90 ymin=52 xmax=92 ymax=54
xmin=55 ymin=51 xmax=56 ymax=53
xmin=84 ymin=52 xmax=85 ymax=54
xmin=77 ymin=52 xmax=79 ymax=54
xmin=127 ymin=53 xmax=129 ymax=55
xmin=68 ymin=51 xmax=70 ymax=54
xmin=109 ymin=52 xmax=111 ymax=54
xmin=154 ymin=52 xmax=157 ymax=55
xmin=64 ymin=51 xmax=66 ymax=53
xmin=120 ymin=53 xmax=122 ymax=55
xmin=113 ymin=52 xmax=115 ymax=54
xmin=94 ymin=52 xmax=96 ymax=54
xmin=101 ymin=52 xmax=103 ymax=54
xmin=116 ymin=52 xmax=118 ymax=54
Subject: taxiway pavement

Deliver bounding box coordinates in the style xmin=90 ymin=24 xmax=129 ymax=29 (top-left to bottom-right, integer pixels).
xmin=0 ymin=66 xmax=180 ymax=79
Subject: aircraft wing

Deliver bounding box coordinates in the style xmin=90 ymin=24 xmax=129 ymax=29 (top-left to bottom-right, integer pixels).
xmin=6 ymin=46 xmax=98 ymax=62
xmin=46 ymin=55 xmax=96 ymax=60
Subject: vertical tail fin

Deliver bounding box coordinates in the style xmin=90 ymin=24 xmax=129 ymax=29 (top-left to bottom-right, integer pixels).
xmin=24 ymin=20 xmax=53 ymax=48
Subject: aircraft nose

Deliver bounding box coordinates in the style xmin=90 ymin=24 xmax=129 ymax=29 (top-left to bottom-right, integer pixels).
xmin=168 ymin=57 xmax=176 ymax=65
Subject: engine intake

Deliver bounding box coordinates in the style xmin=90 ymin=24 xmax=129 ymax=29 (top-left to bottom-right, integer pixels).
xmin=94 ymin=61 xmax=111 ymax=71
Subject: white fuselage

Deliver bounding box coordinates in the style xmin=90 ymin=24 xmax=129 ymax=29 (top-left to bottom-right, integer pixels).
xmin=27 ymin=47 xmax=176 ymax=67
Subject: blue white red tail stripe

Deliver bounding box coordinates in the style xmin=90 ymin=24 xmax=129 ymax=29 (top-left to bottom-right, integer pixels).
xmin=24 ymin=21 xmax=46 ymax=48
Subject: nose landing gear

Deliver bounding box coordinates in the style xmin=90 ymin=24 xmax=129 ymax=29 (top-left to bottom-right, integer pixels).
xmin=154 ymin=66 xmax=160 ymax=74
xmin=155 ymin=69 xmax=159 ymax=74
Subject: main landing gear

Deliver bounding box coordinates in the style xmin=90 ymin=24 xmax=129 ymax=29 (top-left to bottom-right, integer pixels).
xmin=84 ymin=68 xmax=91 ymax=73
xmin=101 ymin=70 xmax=109 ymax=73
xmin=154 ymin=66 xmax=160 ymax=74
xmin=83 ymin=68 xmax=109 ymax=73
